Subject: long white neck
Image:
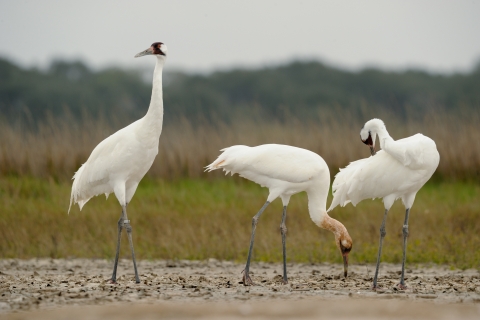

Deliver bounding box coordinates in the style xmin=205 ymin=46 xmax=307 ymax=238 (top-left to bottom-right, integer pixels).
xmin=142 ymin=56 xmax=165 ymax=137
xmin=372 ymin=125 xmax=393 ymax=150
xmin=307 ymin=180 xmax=348 ymax=238
xmin=307 ymin=189 xmax=329 ymax=227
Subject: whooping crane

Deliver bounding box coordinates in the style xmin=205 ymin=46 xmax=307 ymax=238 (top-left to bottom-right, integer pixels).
xmin=328 ymin=119 xmax=439 ymax=290
xmin=69 ymin=42 xmax=168 ymax=284
xmin=206 ymin=144 xmax=353 ymax=285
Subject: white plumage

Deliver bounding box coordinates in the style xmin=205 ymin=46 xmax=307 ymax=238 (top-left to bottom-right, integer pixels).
xmin=329 ymin=118 xmax=440 ymax=290
xmin=69 ymin=42 xmax=168 ymax=284
xmin=207 ymin=144 xmax=326 ymax=190
xmin=206 ymin=144 xmax=352 ymax=285
xmin=69 ymin=119 xmax=160 ymax=210
xmin=329 ymin=134 xmax=438 ymax=210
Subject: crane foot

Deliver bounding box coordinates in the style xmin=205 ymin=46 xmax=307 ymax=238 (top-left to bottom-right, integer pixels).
xmin=242 ymin=270 xmax=254 ymax=286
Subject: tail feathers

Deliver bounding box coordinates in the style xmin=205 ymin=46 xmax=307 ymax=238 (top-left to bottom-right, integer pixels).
xmin=69 ymin=186 xmax=87 ymax=215
xmin=69 ymin=161 xmax=113 ymax=214
xmin=69 ymin=166 xmax=81 ymax=214
xmin=68 ymin=164 xmax=90 ymax=214
xmin=327 ymin=159 xmax=365 ymax=212
xmin=204 ymin=145 xmax=246 ymax=174
xmin=68 ymin=198 xmax=73 ymax=215
xmin=69 ymin=197 xmax=89 ymax=214
xmin=68 ymin=191 xmax=85 ymax=214
xmin=204 ymin=159 xmax=226 ymax=172
xmin=204 ymin=160 xmax=234 ymax=176
xmin=327 ymin=185 xmax=352 ymax=212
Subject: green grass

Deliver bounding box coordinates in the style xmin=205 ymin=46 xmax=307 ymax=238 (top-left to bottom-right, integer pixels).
xmin=0 ymin=176 xmax=479 ymax=269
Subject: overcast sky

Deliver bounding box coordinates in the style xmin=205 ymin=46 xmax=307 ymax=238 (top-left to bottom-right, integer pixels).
xmin=1 ymin=0 xmax=479 ymax=73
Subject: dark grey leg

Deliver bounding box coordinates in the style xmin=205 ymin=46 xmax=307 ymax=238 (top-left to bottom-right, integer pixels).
xmin=280 ymin=206 xmax=288 ymax=284
xmin=398 ymin=208 xmax=410 ymax=289
xmin=372 ymin=209 xmax=389 ymax=290
xmin=243 ymin=201 xmax=270 ymax=286
xmin=110 ymin=209 xmax=125 ymax=283
xmin=123 ymin=206 xmax=140 ymax=284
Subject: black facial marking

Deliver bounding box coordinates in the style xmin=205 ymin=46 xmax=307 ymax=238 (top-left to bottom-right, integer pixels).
xmin=339 ymin=241 xmax=351 ymax=254
xmin=150 ymin=42 xmax=166 ymax=56
xmin=362 ymin=132 xmax=373 ymax=146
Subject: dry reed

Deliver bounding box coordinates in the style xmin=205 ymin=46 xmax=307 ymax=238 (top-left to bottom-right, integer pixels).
xmin=0 ymin=108 xmax=479 ymax=181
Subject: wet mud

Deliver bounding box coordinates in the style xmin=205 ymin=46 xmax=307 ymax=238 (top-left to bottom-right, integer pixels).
xmin=1 ymin=259 xmax=479 ymax=319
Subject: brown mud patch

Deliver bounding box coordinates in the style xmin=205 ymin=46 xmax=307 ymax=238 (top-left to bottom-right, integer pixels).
xmin=0 ymin=259 xmax=479 ymax=319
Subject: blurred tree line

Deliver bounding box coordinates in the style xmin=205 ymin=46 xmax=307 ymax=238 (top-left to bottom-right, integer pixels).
xmin=1 ymin=57 xmax=479 ymax=123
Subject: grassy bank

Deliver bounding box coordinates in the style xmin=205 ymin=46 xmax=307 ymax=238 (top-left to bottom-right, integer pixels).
xmin=1 ymin=176 xmax=479 ymax=269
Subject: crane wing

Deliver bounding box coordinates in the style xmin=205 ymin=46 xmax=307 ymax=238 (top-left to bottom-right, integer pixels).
xmin=328 ymin=150 xmax=425 ymax=211
xmin=383 ymin=134 xmax=435 ymax=169
xmin=206 ymin=144 xmax=325 ymax=184
xmin=69 ymin=128 xmax=134 ymax=211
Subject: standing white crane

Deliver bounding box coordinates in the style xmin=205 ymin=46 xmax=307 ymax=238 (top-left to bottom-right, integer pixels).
xmin=69 ymin=42 xmax=168 ymax=284
xmin=206 ymin=144 xmax=353 ymax=285
xmin=328 ymin=118 xmax=439 ymax=290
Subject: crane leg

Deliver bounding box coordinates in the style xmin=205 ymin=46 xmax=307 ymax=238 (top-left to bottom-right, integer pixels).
xmin=110 ymin=209 xmax=125 ymax=283
xmin=280 ymin=206 xmax=288 ymax=284
xmin=123 ymin=206 xmax=140 ymax=284
xmin=372 ymin=209 xmax=389 ymax=290
xmin=242 ymin=201 xmax=270 ymax=286
xmin=398 ymin=208 xmax=410 ymax=290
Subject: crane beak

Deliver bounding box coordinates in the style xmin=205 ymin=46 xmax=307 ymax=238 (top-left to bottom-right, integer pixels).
xmin=343 ymin=254 xmax=348 ymax=278
xmin=134 ymin=47 xmax=154 ymax=58
xmin=369 ymin=145 xmax=376 ymax=156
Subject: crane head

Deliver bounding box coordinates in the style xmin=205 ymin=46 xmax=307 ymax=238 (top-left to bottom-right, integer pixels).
xmin=360 ymin=118 xmax=386 ymax=156
xmin=135 ymin=42 xmax=168 ymax=58
xmin=360 ymin=130 xmax=376 ymax=156
xmin=323 ymin=216 xmax=353 ymax=278
xmin=338 ymin=236 xmax=352 ymax=278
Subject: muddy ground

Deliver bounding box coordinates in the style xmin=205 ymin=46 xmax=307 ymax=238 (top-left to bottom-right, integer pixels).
xmin=0 ymin=259 xmax=479 ymax=319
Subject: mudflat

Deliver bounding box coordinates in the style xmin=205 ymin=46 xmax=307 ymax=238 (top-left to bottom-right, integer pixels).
xmin=1 ymin=259 xmax=479 ymax=319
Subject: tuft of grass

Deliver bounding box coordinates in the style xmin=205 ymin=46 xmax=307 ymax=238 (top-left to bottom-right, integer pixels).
xmin=0 ymin=176 xmax=479 ymax=269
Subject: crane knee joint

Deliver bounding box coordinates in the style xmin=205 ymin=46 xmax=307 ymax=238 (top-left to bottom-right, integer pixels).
xmin=380 ymin=227 xmax=386 ymax=237
xmin=280 ymin=225 xmax=287 ymax=234
xmin=402 ymin=225 xmax=409 ymax=237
